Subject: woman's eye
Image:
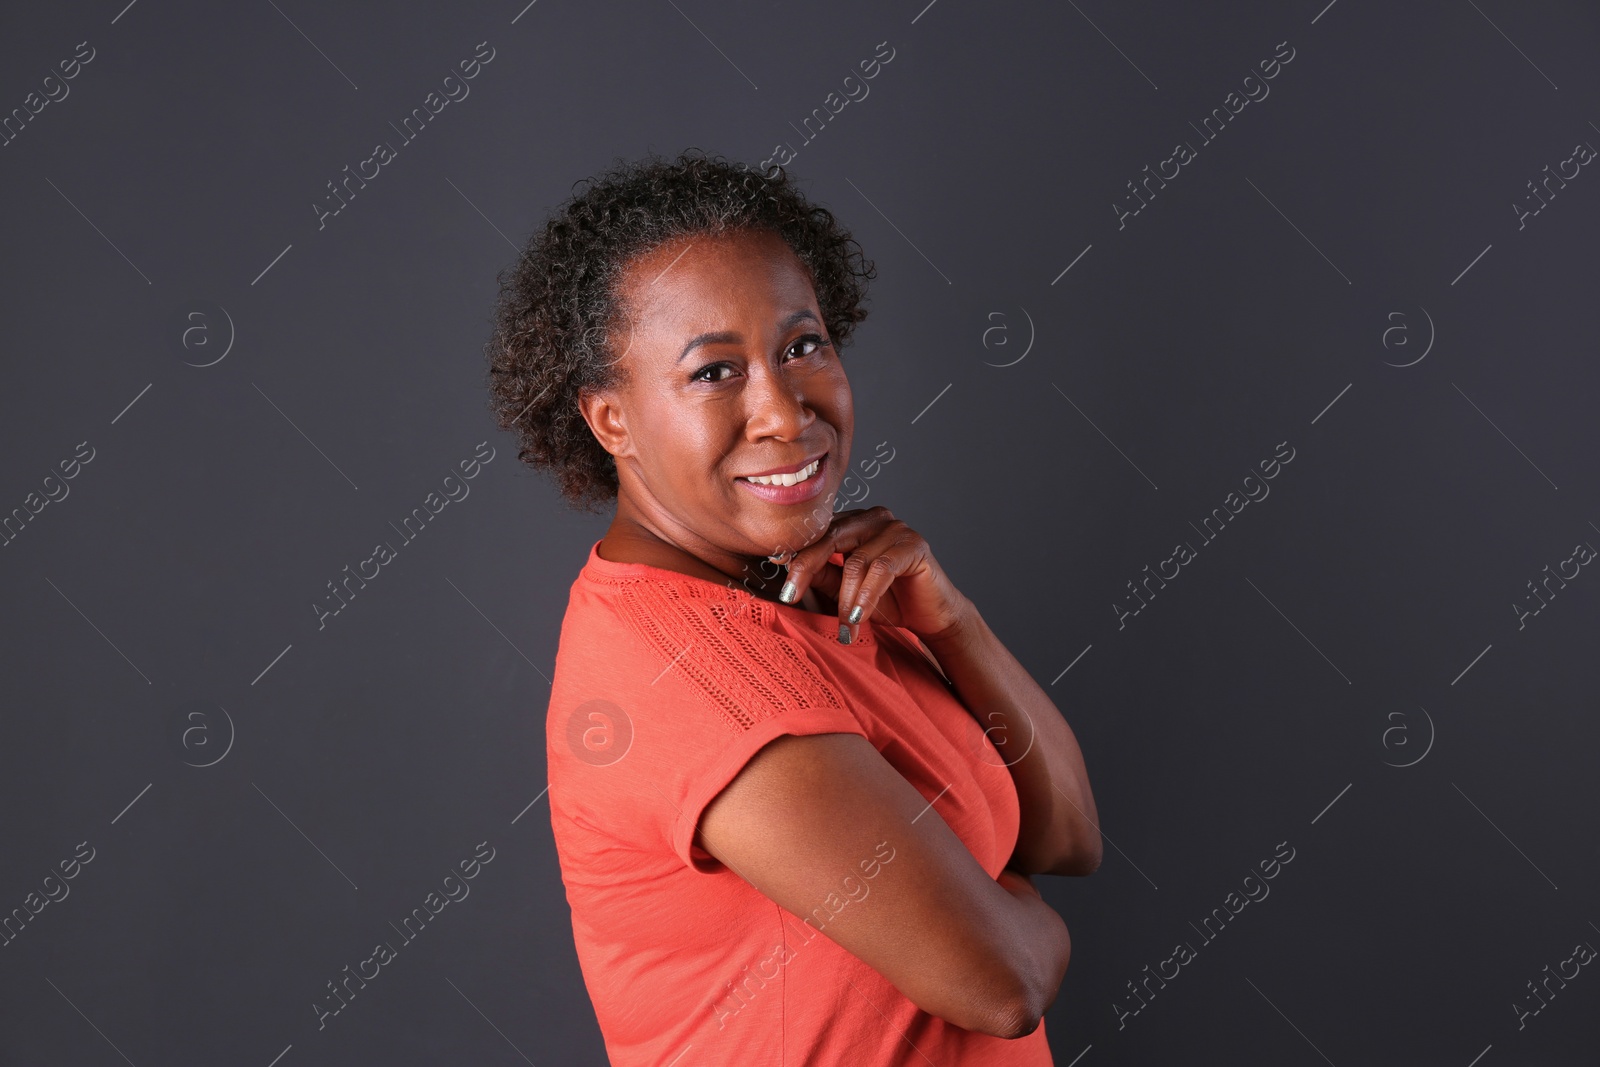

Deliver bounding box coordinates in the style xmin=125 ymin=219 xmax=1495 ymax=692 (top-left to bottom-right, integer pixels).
xmin=692 ymin=363 xmax=732 ymax=383
xmin=692 ymin=336 xmax=830 ymax=383
xmin=788 ymin=334 xmax=831 ymax=360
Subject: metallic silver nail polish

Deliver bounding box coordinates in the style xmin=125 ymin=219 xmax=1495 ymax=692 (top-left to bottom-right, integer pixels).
xmin=847 ymin=605 xmax=863 ymax=624
xmin=838 ymin=624 xmax=852 ymax=644
xmin=779 ymin=580 xmax=797 ymax=604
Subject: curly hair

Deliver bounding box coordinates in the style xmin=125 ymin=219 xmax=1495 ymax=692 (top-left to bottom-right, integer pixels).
xmin=484 ymin=149 xmax=876 ymax=513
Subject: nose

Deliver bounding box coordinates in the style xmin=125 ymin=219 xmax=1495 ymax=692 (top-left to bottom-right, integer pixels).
xmin=743 ymin=361 xmax=815 ymax=441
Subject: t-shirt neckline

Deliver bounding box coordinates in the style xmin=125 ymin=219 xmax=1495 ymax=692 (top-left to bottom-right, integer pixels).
xmin=579 ymin=538 xmax=872 ymax=638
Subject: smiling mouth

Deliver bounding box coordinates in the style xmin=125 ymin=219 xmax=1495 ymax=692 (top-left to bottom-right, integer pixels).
xmin=738 ymin=456 xmax=824 ymax=487
xmin=734 ymin=452 xmax=831 ymax=505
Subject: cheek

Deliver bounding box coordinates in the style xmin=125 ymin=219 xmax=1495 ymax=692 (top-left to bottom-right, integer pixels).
xmin=816 ymin=364 xmax=854 ymax=419
xmin=831 ymin=382 xmax=855 ymax=442
xmin=661 ymin=413 xmax=741 ymax=487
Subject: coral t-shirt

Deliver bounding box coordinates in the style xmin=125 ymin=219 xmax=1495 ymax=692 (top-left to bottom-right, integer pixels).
xmin=545 ymin=540 xmax=1055 ymax=1066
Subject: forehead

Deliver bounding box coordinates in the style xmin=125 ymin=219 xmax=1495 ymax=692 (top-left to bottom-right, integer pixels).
xmin=616 ymin=229 xmax=816 ymax=332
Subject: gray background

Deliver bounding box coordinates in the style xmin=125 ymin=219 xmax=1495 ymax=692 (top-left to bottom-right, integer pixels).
xmin=2 ymin=0 xmax=1597 ymax=1063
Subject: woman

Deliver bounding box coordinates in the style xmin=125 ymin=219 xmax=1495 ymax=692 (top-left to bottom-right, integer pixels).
xmin=486 ymin=150 xmax=1102 ymax=1065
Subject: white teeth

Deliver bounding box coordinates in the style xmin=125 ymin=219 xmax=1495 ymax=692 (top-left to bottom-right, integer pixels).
xmin=744 ymin=458 xmax=821 ymax=486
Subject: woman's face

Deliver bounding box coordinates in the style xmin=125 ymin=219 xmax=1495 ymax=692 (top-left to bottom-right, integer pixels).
xmin=581 ymin=227 xmax=855 ymax=572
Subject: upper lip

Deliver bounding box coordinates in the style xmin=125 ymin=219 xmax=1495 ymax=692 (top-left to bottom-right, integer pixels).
xmin=737 ymin=451 xmax=827 ymax=479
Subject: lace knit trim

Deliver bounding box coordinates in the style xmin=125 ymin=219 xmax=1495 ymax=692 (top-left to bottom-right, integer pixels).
xmin=594 ymin=576 xmax=849 ymax=734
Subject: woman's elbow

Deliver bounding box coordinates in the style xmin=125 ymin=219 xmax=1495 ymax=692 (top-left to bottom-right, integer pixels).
xmin=970 ymin=932 xmax=1073 ymax=1038
xmin=971 ymin=973 xmax=1054 ymax=1039
xmin=935 ymin=983 xmax=1034 ymax=1039
xmin=918 ymin=970 xmax=1044 ymax=1038
xmin=981 ymin=997 xmax=1045 ymax=1040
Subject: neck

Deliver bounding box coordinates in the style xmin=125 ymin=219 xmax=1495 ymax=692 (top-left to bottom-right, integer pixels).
xmin=600 ymin=508 xmax=789 ymax=601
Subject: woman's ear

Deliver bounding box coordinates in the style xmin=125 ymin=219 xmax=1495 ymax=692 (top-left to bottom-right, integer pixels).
xmin=578 ymin=387 xmax=632 ymax=460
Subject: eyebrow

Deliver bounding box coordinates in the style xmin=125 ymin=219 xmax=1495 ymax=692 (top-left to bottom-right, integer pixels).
xmin=676 ymin=308 xmax=821 ymax=363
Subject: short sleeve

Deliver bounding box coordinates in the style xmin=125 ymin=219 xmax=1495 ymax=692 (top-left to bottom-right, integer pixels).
xmin=609 ymin=581 xmax=868 ymax=870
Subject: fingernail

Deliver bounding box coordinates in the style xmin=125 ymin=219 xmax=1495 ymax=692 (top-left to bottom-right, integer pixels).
xmin=847 ymin=605 xmax=863 ymax=624
xmin=779 ymin=580 xmax=797 ymax=604
xmin=838 ymin=624 xmax=852 ymax=645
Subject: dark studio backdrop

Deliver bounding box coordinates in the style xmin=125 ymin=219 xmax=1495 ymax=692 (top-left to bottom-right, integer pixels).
xmin=2 ymin=0 xmax=1597 ymax=1063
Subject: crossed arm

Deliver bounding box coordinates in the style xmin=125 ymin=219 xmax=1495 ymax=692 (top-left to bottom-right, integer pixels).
xmin=695 ymin=601 xmax=1101 ymax=1038
xmin=921 ymin=603 xmax=1103 ymax=878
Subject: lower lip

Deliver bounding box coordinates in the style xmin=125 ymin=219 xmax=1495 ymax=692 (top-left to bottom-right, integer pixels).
xmin=736 ymin=453 xmax=829 ymax=504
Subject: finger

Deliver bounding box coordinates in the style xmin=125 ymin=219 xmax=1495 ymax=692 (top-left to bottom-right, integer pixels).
xmin=778 ymin=507 xmax=893 ymax=604
xmin=836 ymin=528 xmax=920 ymax=642
xmin=804 ymin=557 xmax=845 ymax=607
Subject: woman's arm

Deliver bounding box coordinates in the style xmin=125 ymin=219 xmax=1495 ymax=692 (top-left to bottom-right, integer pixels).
xmin=922 ymin=602 xmax=1103 ymax=878
xmin=772 ymin=506 xmax=1103 ymax=879
xmin=698 ymin=732 xmax=1071 ymax=1038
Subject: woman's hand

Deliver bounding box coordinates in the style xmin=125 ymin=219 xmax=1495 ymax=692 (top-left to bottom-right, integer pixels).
xmin=778 ymin=506 xmax=975 ymax=645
